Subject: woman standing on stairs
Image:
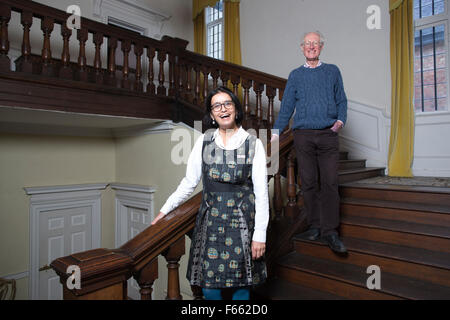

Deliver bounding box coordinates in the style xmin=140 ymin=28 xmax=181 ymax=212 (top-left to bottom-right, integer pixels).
xmin=152 ymin=86 xmax=269 ymax=300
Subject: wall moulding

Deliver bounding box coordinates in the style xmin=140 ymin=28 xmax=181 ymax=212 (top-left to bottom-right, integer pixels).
xmin=92 ymin=0 xmax=171 ymax=39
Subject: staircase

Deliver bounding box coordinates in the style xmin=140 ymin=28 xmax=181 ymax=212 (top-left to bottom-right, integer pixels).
xmin=256 ymin=152 xmax=450 ymax=300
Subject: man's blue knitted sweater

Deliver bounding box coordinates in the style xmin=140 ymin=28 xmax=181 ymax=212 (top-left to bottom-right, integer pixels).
xmin=273 ymin=63 xmax=347 ymax=132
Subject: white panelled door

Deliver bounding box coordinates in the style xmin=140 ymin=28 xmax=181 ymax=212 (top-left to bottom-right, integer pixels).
xmin=38 ymin=206 xmax=92 ymax=300
xmin=25 ymin=184 xmax=106 ymax=300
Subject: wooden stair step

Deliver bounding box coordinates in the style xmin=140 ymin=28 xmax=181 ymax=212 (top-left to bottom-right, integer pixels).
xmin=340 ymin=198 xmax=450 ymax=227
xmin=253 ymin=277 xmax=345 ymax=300
xmin=340 ymin=223 xmax=450 ymax=254
xmin=338 ymin=159 xmax=367 ymax=170
xmin=293 ymin=235 xmax=450 ymax=286
xmin=341 ymin=214 xmax=450 ymax=240
xmin=277 ymin=251 xmax=450 ymax=300
xmin=338 ymin=167 xmax=385 ymax=184
xmin=340 ymin=183 xmax=450 ymax=206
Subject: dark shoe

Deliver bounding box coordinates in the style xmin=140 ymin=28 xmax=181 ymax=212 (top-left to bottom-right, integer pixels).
xmin=322 ymin=234 xmax=347 ymax=254
xmin=299 ymin=228 xmax=321 ymax=241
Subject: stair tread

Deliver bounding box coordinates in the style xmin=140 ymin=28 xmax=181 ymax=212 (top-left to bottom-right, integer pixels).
xmin=293 ymin=234 xmax=450 ymax=270
xmin=253 ymin=277 xmax=345 ymax=300
xmin=341 ymin=197 xmax=450 ymax=214
xmin=338 ymin=167 xmax=385 ymax=175
xmin=341 ymin=214 xmax=450 ymax=239
xmin=278 ymin=251 xmax=450 ymax=299
xmin=341 ymin=182 xmax=450 ymax=195
xmin=339 ymin=159 xmax=366 ymax=163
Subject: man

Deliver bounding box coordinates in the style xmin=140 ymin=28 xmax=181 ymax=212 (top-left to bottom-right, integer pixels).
xmin=272 ymin=31 xmax=347 ymax=253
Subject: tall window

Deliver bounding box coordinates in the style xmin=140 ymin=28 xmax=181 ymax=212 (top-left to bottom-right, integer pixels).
xmin=206 ymin=1 xmax=224 ymax=60
xmin=414 ymin=0 xmax=448 ymax=112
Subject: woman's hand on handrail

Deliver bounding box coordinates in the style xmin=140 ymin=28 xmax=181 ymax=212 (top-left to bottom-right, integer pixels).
xmin=151 ymin=212 xmax=165 ymax=225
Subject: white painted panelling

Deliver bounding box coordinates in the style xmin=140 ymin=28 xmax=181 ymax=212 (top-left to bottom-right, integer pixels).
xmin=48 ymin=217 xmax=64 ymax=231
xmin=71 ymin=214 xmax=86 ymax=227
xmin=111 ymin=183 xmax=155 ymax=300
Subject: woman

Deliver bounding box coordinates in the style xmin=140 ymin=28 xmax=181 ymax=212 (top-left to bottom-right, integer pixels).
xmin=152 ymin=86 xmax=269 ymax=300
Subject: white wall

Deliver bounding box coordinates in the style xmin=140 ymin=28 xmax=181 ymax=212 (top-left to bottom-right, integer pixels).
xmin=241 ymin=0 xmax=450 ymax=177
xmin=241 ymin=0 xmax=391 ymax=111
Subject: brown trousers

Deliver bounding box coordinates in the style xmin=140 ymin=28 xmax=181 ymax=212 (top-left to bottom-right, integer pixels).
xmin=293 ymin=129 xmax=340 ymax=236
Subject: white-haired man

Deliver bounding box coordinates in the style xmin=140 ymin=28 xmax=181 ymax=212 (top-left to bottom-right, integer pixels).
xmin=272 ymin=31 xmax=348 ymax=253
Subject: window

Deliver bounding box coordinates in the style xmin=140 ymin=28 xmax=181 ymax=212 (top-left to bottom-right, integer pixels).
xmin=414 ymin=0 xmax=448 ymax=112
xmin=206 ymin=1 xmax=224 ymax=60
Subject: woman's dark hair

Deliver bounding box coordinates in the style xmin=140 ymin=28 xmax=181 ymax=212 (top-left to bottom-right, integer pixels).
xmin=202 ymin=86 xmax=244 ymax=130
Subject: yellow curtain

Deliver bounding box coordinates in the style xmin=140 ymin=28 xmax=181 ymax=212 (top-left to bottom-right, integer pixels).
xmin=388 ymin=0 xmax=415 ymax=177
xmin=224 ymin=0 xmax=242 ymax=98
xmin=192 ymin=0 xmax=218 ymax=54
xmin=224 ymin=0 xmax=241 ymax=65
xmin=194 ymin=11 xmax=206 ymax=54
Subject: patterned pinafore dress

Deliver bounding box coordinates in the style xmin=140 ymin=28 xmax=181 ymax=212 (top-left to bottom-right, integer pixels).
xmin=186 ymin=132 xmax=267 ymax=289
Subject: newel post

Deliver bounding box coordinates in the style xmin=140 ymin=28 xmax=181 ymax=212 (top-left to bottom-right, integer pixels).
xmin=51 ymin=248 xmax=132 ymax=300
xmin=162 ymin=236 xmax=185 ymax=300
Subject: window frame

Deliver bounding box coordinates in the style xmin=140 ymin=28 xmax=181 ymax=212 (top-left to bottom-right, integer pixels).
xmin=205 ymin=1 xmax=224 ymax=60
xmin=413 ymin=0 xmax=450 ymax=114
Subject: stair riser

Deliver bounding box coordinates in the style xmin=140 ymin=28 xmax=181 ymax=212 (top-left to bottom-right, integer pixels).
xmin=293 ymin=240 xmax=450 ymax=287
xmin=277 ymin=266 xmax=401 ymax=300
xmin=339 ymin=152 xmax=348 ymax=160
xmin=340 ymin=187 xmax=450 ymax=206
xmin=340 ymin=203 xmax=450 ymax=227
xmin=340 ymin=224 xmax=450 ymax=253
xmin=338 ymin=169 xmax=385 ymax=184
xmin=339 ymin=160 xmax=366 ymax=171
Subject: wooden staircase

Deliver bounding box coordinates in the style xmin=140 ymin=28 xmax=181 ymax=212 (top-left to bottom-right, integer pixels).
xmin=255 ymin=152 xmax=450 ymax=300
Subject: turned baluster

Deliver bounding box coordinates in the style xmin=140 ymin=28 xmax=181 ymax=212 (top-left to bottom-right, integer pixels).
xmin=253 ymin=82 xmax=265 ymax=132
xmin=266 ymin=86 xmax=276 ymax=141
xmin=211 ymin=69 xmax=220 ymax=89
xmin=285 ymin=150 xmax=299 ymax=220
xmin=230 ymin=74 xmax=240 ymax=97
xmin=162 ymin=237 xmax=185 ymax=300
xmin=77 ymin=27 xmax=88 ymax=82
xmin=59 ymin=24 xmax=72 ymax=79
xmin=93 ymin=32 xmax=103 ymax=84
xmin=168 ymin=51 xmax=176 ymax=96
xmin=193 ymin=65 xmax=201 ymax=105
xmin=147 ymin=46 xmax=156 ymax=94
xmin=40 ymin=17 xmax=54 ymax=76
xmin=273 ymin=171 xmax=283 ymax=221
xmin=121 ymin=39 xmax=131 ymax=89
xmin=135 ymin=258 xmax=158 ymax=300
xmin=201 ymin=66 xmax=209 ymax=103
xmin=16 ymin=11 xmax=33 ymax=73
xmin=0 ymin=4 xmax=10 ymax=72
xmin=157 ymin=49 xmax=167 ymax=96
xmin=241 ymin=79 xmax=252 ymax=127
xmin=185 ymin=64 xmax=193 ymax=102
xmin=105 ymin=37 xmax=117 ymax=87
xmin=220 ymin=71 xmax=230 ymax=89
xmin=134 ymin=44 xmax=143 ymax=92
xmin=177 ymin=60 xmax=185 ymax=98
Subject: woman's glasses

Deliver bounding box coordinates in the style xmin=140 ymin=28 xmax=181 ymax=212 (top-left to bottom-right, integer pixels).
xmin=211 ymin=100 xmax=235 ymax=112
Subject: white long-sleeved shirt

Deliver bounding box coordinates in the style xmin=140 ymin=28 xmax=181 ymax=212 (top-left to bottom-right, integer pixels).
xmin=160 ymin=127 xmax=269 ymax=243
